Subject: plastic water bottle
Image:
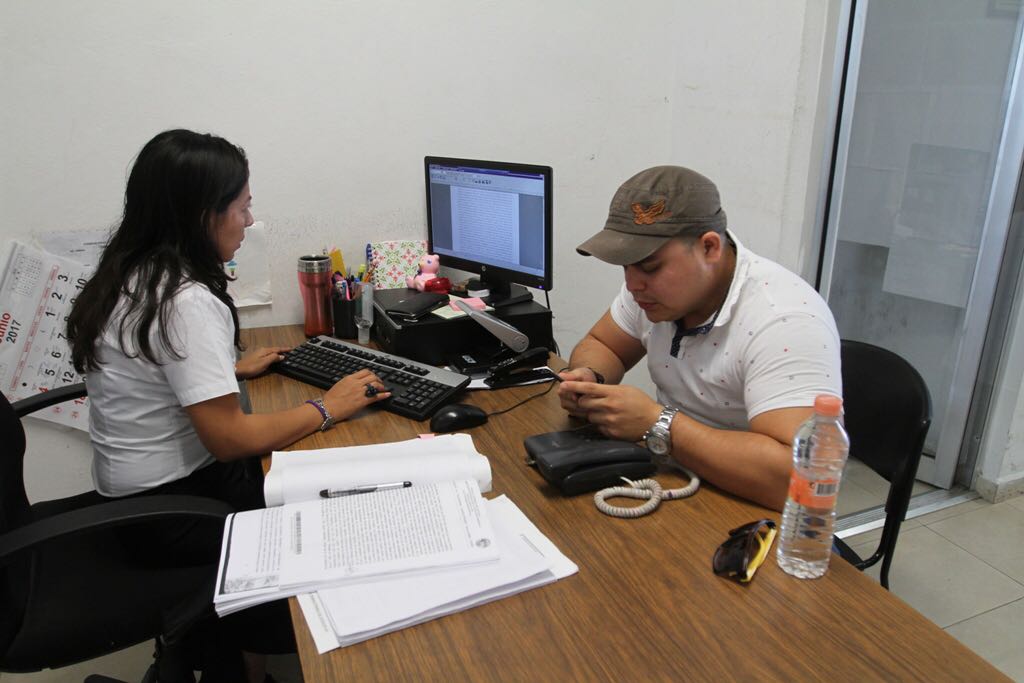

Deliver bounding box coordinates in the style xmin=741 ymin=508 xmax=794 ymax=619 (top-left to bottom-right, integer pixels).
xmin=776 ymin=394 xmax=849 ymax=579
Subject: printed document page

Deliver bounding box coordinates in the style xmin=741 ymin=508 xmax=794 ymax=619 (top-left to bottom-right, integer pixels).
xmin=299 ymin=494 xmax=579 ymax=652
xmin=264 ymin=434 xmax=492 ymax=506
xmin=214 ymin=480 xmax=498 ymax=615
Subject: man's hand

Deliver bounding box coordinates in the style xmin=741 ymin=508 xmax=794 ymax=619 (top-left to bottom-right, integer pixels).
xmin=560 ymin=380 xmax=662 ymax=442
xmin=556 ymin=368 xmax=599 ymax=417
xmin=235 ymin=346 xmax=291 ymax=379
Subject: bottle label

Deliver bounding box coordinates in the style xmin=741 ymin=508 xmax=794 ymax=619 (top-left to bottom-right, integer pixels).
xmin=787 ymin=473 xmax=839 ymax=508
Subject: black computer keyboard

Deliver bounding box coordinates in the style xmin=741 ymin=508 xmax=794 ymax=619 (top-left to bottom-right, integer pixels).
xmin=271 ymin=335 xmax=471 ymax=421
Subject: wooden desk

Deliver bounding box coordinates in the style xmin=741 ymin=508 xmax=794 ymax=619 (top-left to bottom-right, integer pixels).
xmin=242 ymin=325 xmax=1006 ymax=682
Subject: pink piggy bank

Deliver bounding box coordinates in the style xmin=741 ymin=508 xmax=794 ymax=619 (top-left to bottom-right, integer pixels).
xmin=407 ymin=254 xmax=441 ymax=291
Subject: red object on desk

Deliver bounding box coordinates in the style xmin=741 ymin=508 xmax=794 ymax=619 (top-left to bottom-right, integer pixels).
xmin=422 ymin=277 xmax=451 ymax=293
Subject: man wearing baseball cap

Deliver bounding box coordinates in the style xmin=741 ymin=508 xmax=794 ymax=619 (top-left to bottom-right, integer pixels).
xmin=557 ymin=166 xmax=841 ymax=510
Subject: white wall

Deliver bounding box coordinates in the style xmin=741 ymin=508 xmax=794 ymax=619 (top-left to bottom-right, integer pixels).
xmin=977 ymin=192 xmax=1024 ymax=502
xmin=1 ymin=1 xmax=839 ymax=499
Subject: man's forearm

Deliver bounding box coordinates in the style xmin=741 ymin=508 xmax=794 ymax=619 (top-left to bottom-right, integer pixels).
xmin=568 ymin=335 xmax=628 ymax=385
xmin=668 ymin=413 xmax=792 ymax=511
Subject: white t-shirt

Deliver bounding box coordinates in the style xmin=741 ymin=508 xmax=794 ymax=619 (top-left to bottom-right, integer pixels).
xmin=610 ymin=231 xmax=841 ymax=430
xmin=86 ymin=282 xmax=239 ymax=496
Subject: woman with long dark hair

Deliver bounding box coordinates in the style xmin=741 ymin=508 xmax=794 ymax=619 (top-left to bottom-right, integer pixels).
xmin=68 ymin=129 xmax=389 ymax=682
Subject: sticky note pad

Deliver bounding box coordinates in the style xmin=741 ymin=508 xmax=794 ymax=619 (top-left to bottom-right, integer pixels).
xmin=449 ymin=297 xmax=487 ymax=311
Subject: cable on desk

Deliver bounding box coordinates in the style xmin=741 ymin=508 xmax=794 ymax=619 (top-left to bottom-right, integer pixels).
xmin=486 ymin=379 xmax=558 ymax=417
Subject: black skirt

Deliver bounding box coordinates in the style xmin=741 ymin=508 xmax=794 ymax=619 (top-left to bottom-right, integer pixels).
xmin=116 ymin=458 xmax=296 ymax=656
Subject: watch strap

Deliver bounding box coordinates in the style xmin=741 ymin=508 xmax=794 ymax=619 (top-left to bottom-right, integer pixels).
xmin=656 ymin=406 xmax=679 ymax=433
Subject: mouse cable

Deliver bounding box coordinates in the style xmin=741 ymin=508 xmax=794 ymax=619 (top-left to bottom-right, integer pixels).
xmin=486 ymin=378 xmax=559 ymax=418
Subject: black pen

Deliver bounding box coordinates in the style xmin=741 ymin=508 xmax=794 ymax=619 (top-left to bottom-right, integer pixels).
xmin=319 ymin=481 xmax=412 ymax=498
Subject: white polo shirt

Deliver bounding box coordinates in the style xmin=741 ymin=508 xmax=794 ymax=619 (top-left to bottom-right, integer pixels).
xmin=610 ymin=231 xmax=841 ymax=430
xmin=86 ymin=282 xmax=239 ymax=496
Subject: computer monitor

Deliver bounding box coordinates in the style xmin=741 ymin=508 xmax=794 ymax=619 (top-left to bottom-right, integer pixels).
xmin=425 ymin=156 xmax=552 ymax=307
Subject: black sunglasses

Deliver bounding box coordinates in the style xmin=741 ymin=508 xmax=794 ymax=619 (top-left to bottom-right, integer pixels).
xmin=712 ymin=519 xmax=777 ymax=583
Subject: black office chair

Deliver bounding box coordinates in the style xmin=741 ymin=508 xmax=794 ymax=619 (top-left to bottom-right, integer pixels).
xmin=834 ymin=339 xmax=932 ymax=590
xmin=0 ymin=384 xmax=233 ymax=682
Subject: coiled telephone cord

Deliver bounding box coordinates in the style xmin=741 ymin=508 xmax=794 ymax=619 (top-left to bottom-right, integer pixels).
xmin=594 ymin=466 xmax=700 ymax=518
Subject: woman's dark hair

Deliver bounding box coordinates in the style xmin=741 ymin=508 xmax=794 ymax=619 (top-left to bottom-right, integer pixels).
xmin=68 ymin=129 xmax=249 ymax=372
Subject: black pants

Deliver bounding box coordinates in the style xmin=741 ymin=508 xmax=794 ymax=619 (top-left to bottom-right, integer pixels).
xmin=117 ymin=459 xmax=296 ymax=660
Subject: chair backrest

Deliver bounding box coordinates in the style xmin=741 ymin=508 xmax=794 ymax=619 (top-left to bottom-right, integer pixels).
xmin=0 ymin=392 xmax=31 ymax=539
xmin=0 ymin=392 xmax=33 ymax=660
xmin=840 ymin=339 xmax=932 ymax=515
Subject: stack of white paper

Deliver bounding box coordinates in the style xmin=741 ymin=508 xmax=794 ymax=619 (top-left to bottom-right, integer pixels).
xmin=213 ymin=436 xmax=576 ymax=641
xmin=298 ymin=495 xmax=578 ymax=652
xmin=214 ymin=480 xmax=499 ymax=616
xmin=263 ymin=434 xmax=492 ymax=506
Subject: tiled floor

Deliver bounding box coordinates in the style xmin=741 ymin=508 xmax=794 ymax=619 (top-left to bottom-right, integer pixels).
xmin=4 ymin=491 xmax=1021 ymax=682
xmin=844 ymin=494 xmax=1024 ymax=681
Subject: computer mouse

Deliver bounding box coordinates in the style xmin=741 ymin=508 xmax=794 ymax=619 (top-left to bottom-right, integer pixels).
xmin=429 ymin=403 xmax=489 ymax=433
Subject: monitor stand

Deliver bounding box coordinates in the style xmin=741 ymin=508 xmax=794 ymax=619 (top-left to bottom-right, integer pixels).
xmin=466 ymin=279 xmax=534 ymax=308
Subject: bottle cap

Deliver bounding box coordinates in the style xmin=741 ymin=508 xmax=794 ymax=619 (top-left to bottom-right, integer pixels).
xmin=814 ymin=394 xmax=843 ymax=416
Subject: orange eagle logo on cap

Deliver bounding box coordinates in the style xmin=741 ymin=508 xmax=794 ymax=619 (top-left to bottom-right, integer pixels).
xmin=631 ymin=199 xmax=671 ymax=225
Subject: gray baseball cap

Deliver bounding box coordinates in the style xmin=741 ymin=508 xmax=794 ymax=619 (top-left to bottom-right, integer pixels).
xmin=576 ymin=165 xmax=727 ymax=265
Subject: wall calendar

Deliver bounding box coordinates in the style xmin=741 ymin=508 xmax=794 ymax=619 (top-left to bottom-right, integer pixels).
xmin=0 ymin=241 xmax=90 ymax=430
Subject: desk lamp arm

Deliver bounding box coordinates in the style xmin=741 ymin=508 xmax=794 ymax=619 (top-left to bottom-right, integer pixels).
xmin=454 ymin=299 xmax=530 ymax=353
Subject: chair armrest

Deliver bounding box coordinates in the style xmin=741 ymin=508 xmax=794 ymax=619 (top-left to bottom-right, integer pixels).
xmin=12 ymin=383 xmax=88 ymax=418
xmin=0 ymin=494 xmax=234 ymax=566
xmin=833 ymin=536 xmax=883 ymax=571
xmin=833 ymin=537 xmax=863 ymax=566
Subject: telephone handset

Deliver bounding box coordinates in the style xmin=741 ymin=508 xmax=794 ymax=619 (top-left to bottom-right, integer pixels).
xmin=524 ymin=426 xmax=656 ymax=496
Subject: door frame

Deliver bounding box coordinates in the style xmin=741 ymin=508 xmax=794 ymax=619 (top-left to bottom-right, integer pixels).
xmin=816 ymin=0 xmax=1024 ymax=488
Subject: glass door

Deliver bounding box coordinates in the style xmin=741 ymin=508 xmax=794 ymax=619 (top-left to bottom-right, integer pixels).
xmin=820 ymin=0 xmax=1024 ymax=488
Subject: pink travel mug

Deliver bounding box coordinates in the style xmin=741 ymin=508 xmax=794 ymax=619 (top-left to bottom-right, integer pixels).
xmin=297 ymin=255 xmax=334 ymax=337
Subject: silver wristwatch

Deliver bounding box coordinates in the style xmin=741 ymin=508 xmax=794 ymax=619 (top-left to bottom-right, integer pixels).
xmin=644 ymin=407 xmax=678 ymax=456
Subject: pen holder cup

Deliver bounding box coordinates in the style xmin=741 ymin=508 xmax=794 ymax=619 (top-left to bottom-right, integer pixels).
xmin=333 ymin=297 xmax=358 ymax=339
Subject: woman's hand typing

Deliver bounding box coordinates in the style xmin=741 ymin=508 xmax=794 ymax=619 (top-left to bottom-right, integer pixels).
xmin=323 ymin=369 xmax=392 ymax=421
xmin=235 ymin=346 xmax=291 ymax=380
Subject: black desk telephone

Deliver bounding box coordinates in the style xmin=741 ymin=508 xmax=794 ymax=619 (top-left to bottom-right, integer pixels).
xmin=524 ymin=426 xmax=656 ymax=496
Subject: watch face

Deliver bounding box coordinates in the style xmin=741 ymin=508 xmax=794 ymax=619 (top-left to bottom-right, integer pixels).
xmin=647 ymin=433 xmax=670 ymax=455
xmin=646 ymin=408 xmax=677 ymax=456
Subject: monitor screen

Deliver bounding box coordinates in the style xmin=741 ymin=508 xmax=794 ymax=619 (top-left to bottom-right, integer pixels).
xmin=425 ymin=156 xmax=552 ymax=306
